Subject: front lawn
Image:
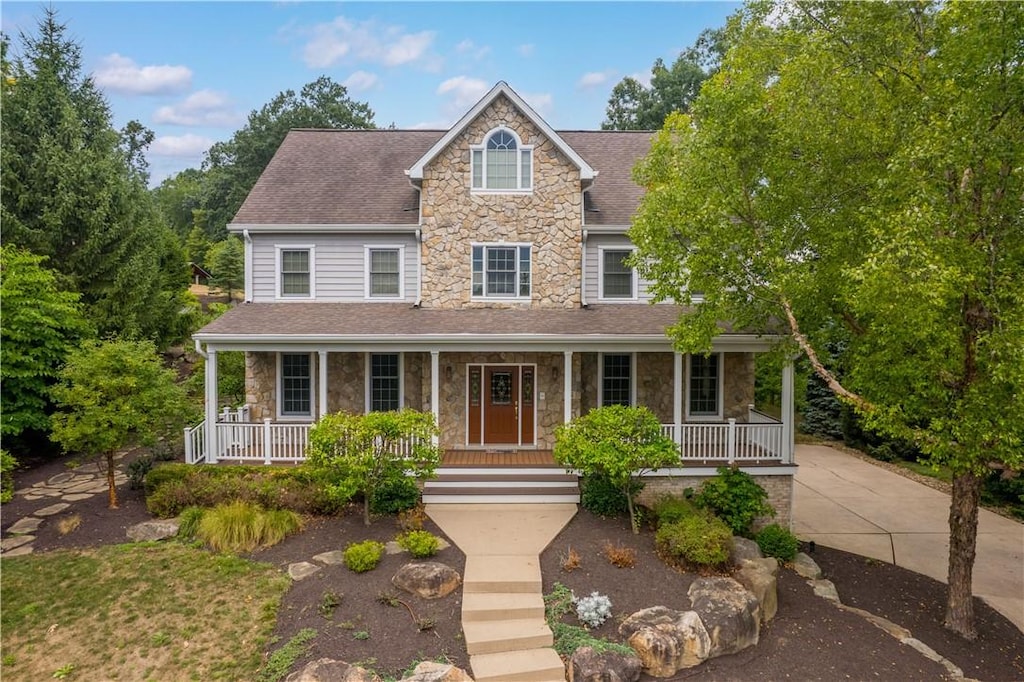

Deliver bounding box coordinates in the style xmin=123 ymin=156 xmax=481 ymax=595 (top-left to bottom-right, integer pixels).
xmin=1 ymin=543 xmax=290 ymax=681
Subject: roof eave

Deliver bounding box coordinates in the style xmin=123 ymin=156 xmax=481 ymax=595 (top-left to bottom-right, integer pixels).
xmin=227 ymin=223 xmax=419 ymax=234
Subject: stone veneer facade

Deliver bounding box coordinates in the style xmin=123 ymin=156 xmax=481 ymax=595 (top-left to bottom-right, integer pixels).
xmin=419 ymin=95 xmax=582 ymax=309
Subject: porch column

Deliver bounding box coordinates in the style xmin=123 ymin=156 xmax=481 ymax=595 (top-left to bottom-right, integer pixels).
xmin=781 ymin=357 xmax=795 ymax=463
xmin=317 ymin=350 xmax=328 ymax=419
xmin=673 ymin=352 xmax=683 ymax=446
xmin=430 ymin=351 xmax=440 ymax=446
xmin=563 ymin=351 xmax=573 ymax=423
xmin=205 ymin=348 xmax=218 ymax=464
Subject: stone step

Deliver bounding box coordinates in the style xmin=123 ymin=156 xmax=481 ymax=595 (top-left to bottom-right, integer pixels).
xmin=470 ymin=648 xmax=566 ymax=682
xmin=464 ymin=555 xmax=541 ymax=594
xmin=462 ymin=618 xmax=553 ymax=655
xmin=462 ymin=591 xmax=545 ymax=622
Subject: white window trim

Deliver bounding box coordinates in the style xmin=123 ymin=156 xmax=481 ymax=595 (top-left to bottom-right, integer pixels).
xmin=365 ymin=352 xmax=404 ymax=413
xmin=363 ymin=244 xmax=406 ymax=300
xmin=276 ymin=352 xmax=315 ymax=421
xmin=598 ymin=352 xmax=636 ymax=407
xmin=597 ymin=246 xmax=639 ymax=302
xmin=471 ymin=242 xmax=533 ymax=301
xmin=274 ymin=244 xmax=316 ymax=300
xmin=685 ymin=352 xmax=724 ymax=421
xmin=470 ymin=126 xmax=534 ymax=195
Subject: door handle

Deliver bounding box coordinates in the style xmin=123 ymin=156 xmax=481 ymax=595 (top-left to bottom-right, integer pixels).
xmin=514 ymin=401 xmax=519 ymax=419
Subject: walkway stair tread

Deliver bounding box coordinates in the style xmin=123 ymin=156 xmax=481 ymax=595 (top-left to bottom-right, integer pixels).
xmin=422 ymin=493 xmax=580 ymax=504
xmin=470 ymin=648 xmax=566 ymax=682
xmin=462 ymin=617 xmax=553 ymax=655
xmin=462 ymin=592 xmax=545 ymax=621
xmin=464 ymin=555 xmax=541 ymax=593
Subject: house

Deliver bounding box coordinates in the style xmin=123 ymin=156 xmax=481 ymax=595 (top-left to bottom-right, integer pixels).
xmin=190 ymin=82 xmax=797 ymax=520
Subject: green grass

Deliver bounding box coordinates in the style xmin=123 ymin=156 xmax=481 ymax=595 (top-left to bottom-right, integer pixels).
xmin=1 ymin=543 xmax=290 ymax=681
xmin=897 ymin=460 xmax=954 ymax=483
xmin=256 ymin=628 xmax=317 ymax=682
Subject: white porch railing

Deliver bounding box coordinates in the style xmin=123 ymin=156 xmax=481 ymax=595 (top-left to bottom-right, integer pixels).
xmin=214 ymin=419 xmax=311 ymax=464
xmin=184 ymin=421 xmax=206 ymax=464
xmin=661 ymin=417 xmax=784 ymax=463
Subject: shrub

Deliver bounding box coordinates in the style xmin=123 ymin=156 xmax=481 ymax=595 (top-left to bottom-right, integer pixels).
xmin=369 ymin=475 xmax=421 ymax=515
xmin=580 ymin=474 xmax=640 ymax=518
xmin=602 ymin=541 xmax=637 ymax=568
xmin=397 ymin=504 xmax=428 ymax=531
xmin=574 ymin=592 xmax=612 ymax=628
xmin=196 ymin=501 xmax=303 ymax=553
xmin=651 ymin=494 xmax=700 ymax=527
xmin=127 ymin=455 xmax=155 ymax=490
xmin=177 ymin=506 xmax=205 ymax=540
xmin=396 ymin=530 xmax=440 ymax=558
xmin=0 ymin=450 xmax=17 ymax=504
xmin=694 ymin=467 xmax=775 ymax=537
xmin=655 ymin=514 xmax=732 ymax=570
xmin=756 ymin=523 xmax=800 ymax=561
xmin=343 ymin=540 xmax=385 ymax=573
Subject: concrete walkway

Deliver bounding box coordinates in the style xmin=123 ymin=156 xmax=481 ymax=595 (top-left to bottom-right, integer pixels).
xmin=427 ymin=503 xmax=576 ymax=682
xmin=793 ymin=444 xmax=1024 ymax=632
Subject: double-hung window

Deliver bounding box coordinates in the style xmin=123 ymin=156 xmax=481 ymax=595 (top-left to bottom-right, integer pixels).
xmin=277 ymin=246 xmax=314 ymax=298
xmin=471 ymin=128 xmax=532 ymax=191
xmin=600 ymin=353 xmax=633 ymax=407
xmin=688 ymin=353 xmax=721 ymax=417
xmin=369 ymin=353 xmax=401 ymax=412
xmin=279 ymin=353 xmax=312 ymax=417
xmin=600 ymin=249 xmax=636 ymax=299
xmin=365 ymin=246 xmax=403 ymax=298
xmin=472 ymin=244 xmax=531 ymax=299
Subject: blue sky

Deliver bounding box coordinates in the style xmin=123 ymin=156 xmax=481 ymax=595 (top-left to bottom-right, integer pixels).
xmin=3 ymin=2 xmax=739 ymax=185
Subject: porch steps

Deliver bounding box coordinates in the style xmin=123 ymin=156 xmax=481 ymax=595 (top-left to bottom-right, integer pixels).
xmin=422 ymin=467 xmax=579 ymax=504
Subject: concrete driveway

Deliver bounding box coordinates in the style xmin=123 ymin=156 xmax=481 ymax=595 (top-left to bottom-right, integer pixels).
xmin=793 ymin=443 xmax=1024 ymax=633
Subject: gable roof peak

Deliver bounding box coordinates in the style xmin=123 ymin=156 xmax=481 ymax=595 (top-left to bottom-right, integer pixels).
xmin=406 ymin=81 xmax=596 ymax=184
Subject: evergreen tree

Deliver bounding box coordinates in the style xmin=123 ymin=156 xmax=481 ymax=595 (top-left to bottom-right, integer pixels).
xmin=206 ymin=236 xmax=245 ymax=299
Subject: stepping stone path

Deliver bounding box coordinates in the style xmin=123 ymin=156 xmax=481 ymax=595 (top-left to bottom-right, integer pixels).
xmin=0 ymin=452 xmax=131 ymax=557
xmin=288 ymin=540 xmax=453 ymax=581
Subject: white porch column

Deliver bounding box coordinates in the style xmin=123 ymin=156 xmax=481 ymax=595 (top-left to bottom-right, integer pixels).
xmin=430 ymin=351 xmax=440 ymax=446
xmin=318 ymin=350 xmax=328 ymax=419
xmin=205 ymin=348 xmax=218 ymax=464
xmin=673 ymin=352 xmax=683 ymax=446
xmin=563 ymin=351 xmax=573 ymax=423
xmin=781 ymin=357 xmax=795 ymax=463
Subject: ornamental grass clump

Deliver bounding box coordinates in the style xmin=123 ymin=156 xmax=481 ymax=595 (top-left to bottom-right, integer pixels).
xmin=197 ymin=501 xmax=303 ymax=553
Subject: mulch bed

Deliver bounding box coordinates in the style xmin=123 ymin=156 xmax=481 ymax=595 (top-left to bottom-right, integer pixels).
xmin=5 ymin=456 xmax=1023 ymax=681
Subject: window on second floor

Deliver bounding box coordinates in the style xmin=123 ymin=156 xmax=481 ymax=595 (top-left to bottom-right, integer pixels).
xmin=365 ymin=246 xmax=403 ymax=299
xmin=471 ymin=128 xmax=532 ymax=192
xmin=600 ymin=248 xmax=636 ymax=299
xmin=277 ymin=246 xmax=314 ymax=298
xmin=472 ymin=244 xmax=531 ymax=299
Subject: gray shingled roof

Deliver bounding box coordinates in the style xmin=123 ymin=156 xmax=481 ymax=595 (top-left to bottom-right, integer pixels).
xmin=230 ymin=129 xmax=654 ymax=228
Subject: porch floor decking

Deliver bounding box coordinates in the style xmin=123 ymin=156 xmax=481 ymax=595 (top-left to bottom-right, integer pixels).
xmin=442 ymin=450 xmax=559 ymax=467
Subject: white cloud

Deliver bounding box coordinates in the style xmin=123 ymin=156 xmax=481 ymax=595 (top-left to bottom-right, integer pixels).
xmin=521 ymin=91 xmax=554 ymax=119
xmin=437 ymin=76 xmax=490 ymax=110
xmin=577 ymin=70 xmax=616 ymax=90
xmin=152 ymin=89 xmax=241 ymax=127
xmin=629 ymin=71 xmax=653 ymax=88
xmin=343 ymin=70 xmax=379 ymax=92
xmin=149 ymin=133 xmax=214 ymax=157
xmin=299 ymin=16 xmax=438 ymax=70
xmin=517 ymin=44 xmax=535 ymax=57
xmin=94 ymin=54 xmax=191 ymax=96
xmin=455 ymin=39 xmax=490 ymax=60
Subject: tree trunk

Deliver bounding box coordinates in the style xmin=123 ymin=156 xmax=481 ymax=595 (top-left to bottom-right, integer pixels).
xmin=944 ymin=471 xmax=981 ymax=640
xmin=626 ymin=491 xmax=639 ymax=534
xmin=363 ymin=493 xmax=371 ymax=526
xmin=106 ymin=451 xmax=119 ymax=509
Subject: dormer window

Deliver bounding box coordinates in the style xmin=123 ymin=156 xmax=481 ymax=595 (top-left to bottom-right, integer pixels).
xmin=471 ymin=128 xmax=532 ymax=192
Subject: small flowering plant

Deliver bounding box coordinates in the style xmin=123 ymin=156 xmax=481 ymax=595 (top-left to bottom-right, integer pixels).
xmin=573 ymin=591 xmax=612 ymax=628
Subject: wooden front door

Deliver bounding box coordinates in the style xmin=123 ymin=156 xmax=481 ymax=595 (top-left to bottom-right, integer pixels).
xmin=467 ymin=365 xmax=536 ymax=447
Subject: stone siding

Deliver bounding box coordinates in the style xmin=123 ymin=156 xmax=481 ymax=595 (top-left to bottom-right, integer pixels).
xmin=419 ymin=94 xmax=582 ymax=309
xmin=245 ymin=351 xmax=276 ymax=421
xmin=635 ymin=472 xmax=794 ymax=531
xmin=327 ymin=352 xmax=364 ymax=413
xmin=637 ymin=352 xmax=674 ymax=423
xmin=724 ymin=353 xmax=756 ymax=421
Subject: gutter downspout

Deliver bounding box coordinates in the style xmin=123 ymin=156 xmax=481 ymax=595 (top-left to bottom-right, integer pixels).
xmin=194 ymin=338 xmax=208 ymax=359
xmin=242 ymin=229 xmax=253 ymax=303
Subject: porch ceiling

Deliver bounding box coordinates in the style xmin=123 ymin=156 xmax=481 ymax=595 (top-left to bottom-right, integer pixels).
xmin=194 ymin=303 xmax=781 ymax=351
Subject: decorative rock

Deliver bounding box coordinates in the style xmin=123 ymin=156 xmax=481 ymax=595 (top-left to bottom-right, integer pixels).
xmin=385 ymin=541 xmax=404 ymax=555
xmin=35 ymin=502 xmax=71 ymax=517
xmin=288 ymin=562 xmax=322 ymax=581
xmin=618 ymin=606 xmax=711 ymax=675
xmin=392 ymin=562 xmax=460 ymax=599
xmin=7 ymin=517 xmax=42 ymax=534
xmin=811 ymin=578 xmax=840 ymax=603
xmin=63 ymin=494 xmax=93 ymax=502
xmin=569 ymin=645 xmax=642 ymax=682
xmin=284 ymin=658 xmax=382 ymax=682
xmin=1 ymin=535 xmax=35 ymax=551
xmin=792 ymin=552 xmax=822 ymax=579
xmin=313 ymin=550 xmax=346 ymax=565
xmin=736 ymin=559 xmax=779 ymax=623
xmin=399 ymin=661 xmax=473 ymax=682
xmin=687 ymin=577 xmax=760 ymax=658
xmin=127 ymin=519 xmax=181 ymax=542
xmin=2 ymin=544 xmax=34 ymax=557
xmin=730 ymin=537 xmax=763 ymax=565
xmin=47 ymin=472 xmax=75 ymax=485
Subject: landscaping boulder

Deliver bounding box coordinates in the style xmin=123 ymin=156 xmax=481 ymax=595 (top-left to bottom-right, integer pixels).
xmin=399 ymin=661 xmax=473 ymax=682
xmin=285 ymin=658 xmax=382 ymax=682
xmin=687 ymin=577 xmax=760 ymax=658
xmin=730 ymin=536 xmax=763 ymax=565
xmin=392 ymin=562 xmax=461 ymax=599
xmin=792 ymin=552 xmax=822 ymax=579
xmin=126 ymin=519 xmax=180 ymax=542
xmin=736 ymin=558 xmax=779 ymax=623
xmin=569 ymin=645 xmax=642 ymax=682
xmin=618 ymin=606 xmax=711 ymax=676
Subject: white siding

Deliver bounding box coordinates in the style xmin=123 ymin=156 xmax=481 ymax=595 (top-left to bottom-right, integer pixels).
xmin=250 ymin=233 xmax=418 ymax=302
xmin=585 ymin=234 xmax=658 ymax=303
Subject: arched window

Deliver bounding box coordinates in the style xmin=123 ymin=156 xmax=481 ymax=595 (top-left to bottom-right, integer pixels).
xmin=471 ymin=128 xmax=533 ymax=191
